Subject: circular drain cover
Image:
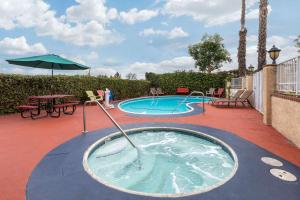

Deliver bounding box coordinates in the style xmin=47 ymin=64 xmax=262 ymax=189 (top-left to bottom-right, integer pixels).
xmin=270 ymin=169 xmax=297 ymax=182
xmin=261 ymin=157 xmax=283 ymax=167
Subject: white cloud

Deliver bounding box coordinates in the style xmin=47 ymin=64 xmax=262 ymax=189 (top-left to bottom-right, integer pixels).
xmin=91 ymin=67 xmax=116 ymax=77
xmin=60 ymin=54 xmax=87 ymax=65
xmin=0 ymin=65 xmax=52 ymax=75
xmin=66 ymin=0 xmax=118 ymax=23
xmin=139 ymin=27 xmax=189 ymax=39
xmin=0 ymin=0 xmax=50 ymax=30
xmin=224 ymin=35 xmax=299 ymax=71
xmin=163 ymin=0 xmax=265 ymax=27
xmin=168 ymin=27 xmax=189 ymax=39
xmin=0 ymin=36 xmax=47 ymax=55
xmin=267 ymin=36 xmax=289 ymax=47
xmin=120 ymin=8 xmax=159 ymax=25
xmin=246 ymin=6 xmax=271 ymax=20
xmin=288 ymin=35 xmax=298 ymax=40
xmin=140 ymin=28 xmax=166 ymax=37
xmin=37 ymin=18 xmax=123 ymax=47
xmin=124 ymin=56 xmax=195 ymax=79
xmin=103 ymin=58 xmax=119 ymax=66
xmin=247 ymin=35 xmax=258 ymax=43
xmin=161 ymin=21 xmax=169 ymax=26
xmin=0 ymin=0 xmax=122 ymax=47
xmin=86 ymin=51 xmax=99 ymax=60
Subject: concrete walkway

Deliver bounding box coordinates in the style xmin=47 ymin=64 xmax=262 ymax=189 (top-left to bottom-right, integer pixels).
xmin=0 ymin=104 xmax=299 ymax=200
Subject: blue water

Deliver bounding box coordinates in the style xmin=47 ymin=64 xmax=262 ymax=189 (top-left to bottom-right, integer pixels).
xmin=118 ymin=96 xmax=211 ymax=115
xmin=87 ymin=130 xmax=235 ymax=195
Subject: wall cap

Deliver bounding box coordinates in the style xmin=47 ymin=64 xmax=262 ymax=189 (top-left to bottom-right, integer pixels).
xmin=263 ymin=64 xmax=277 ymax=68
xmin=272 ymin=93 xmax=300 ymax=103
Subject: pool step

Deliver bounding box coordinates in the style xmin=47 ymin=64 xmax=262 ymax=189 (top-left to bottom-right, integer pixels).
xmin=129 ymin=156 xmax=170 ymax=193
xmin=95 ymin=149 xmax=138 ymax=172
xmin=127 ymin=156 xmax=205 ymax=194
xmin=95 ymin=139 xmax=128 ymax=157
xmin=114 ymin=154 xmax=156 ymax=189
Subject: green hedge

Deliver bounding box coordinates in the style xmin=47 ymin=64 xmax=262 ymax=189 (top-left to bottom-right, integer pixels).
xmin=0 ymin=74 xmax=150 ymax=114
xmin=147 ymin=71 xmax=228 ymax=95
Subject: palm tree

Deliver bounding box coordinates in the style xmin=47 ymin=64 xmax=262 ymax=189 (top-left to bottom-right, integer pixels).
xmin=295 ymin=35 xmax=300 ymax=52
xmin=257 ymin=0 xmax=268 ymax=70
xmin=238 ymin=0 xmax=247 ymax=76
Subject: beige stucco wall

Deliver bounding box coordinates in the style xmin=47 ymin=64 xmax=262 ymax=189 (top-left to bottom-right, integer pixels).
xmin=271 ymin=96 xmax=300 ymax=148
xmin=245 ymin=75 xmax=254 ymax=106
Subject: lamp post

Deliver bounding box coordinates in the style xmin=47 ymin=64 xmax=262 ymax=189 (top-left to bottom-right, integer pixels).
xmin=268 ymin=45 xmax=281 ymax=64
xmin=248 ymin=64 xmax=255 ymax=73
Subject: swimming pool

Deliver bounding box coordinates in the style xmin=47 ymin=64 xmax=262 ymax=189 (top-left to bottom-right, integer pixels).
xmin=118 ymin=96 xmax=211 ymax=115
xmin=83 ymin=127 xmax=238 ymax=197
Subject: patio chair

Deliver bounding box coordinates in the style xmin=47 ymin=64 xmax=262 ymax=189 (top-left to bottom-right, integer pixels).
xmin=212 ymin=89 xmax=245 ymax=105
xmin=206 ymin=88 xmax=215 ymax=96
xmin=176 ymin=87 xmax=189 ymax=94
xmin=214 ymin=90 xmax=253 ymax=107
xmin=149 ymin=88 xmax=157 ymax=96
xmin=156 ymin=88 xmax=164 ymax=95
xmin=213 ymin=88 xmax=224 ymax=98
xmin=86 ymin=91 xmax=102 ymax=102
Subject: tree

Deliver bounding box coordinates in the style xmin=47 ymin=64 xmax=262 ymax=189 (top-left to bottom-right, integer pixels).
xmin=238 ymin=0 xmax=247 ymax=76
xmin=257 ymin=0 xmax=268 ymax=70
xmin=188 ymin=34 xmax=231 ymax=73
xmin=113 ymin=72 xmax=121 ymax=79
xmin=295 ymin=35 xmax=300 ymax=52
xmin=126 ymin=72 xmax=137 ymax=80
xmin=145 ymin=72 xmax=160 ymax=87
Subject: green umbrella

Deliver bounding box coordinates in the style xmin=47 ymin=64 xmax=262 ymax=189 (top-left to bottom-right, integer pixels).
xmin=6 ymin=54 xmax=90 ymax=94
xmin=6 ymin=54 xmax=90 ymax=77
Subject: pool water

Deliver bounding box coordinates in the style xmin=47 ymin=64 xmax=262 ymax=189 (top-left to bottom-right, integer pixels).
xmin=85 ymin=129 xmax=236 ymax=196
xmin=118 ymin=96 xmax=211 ymax=115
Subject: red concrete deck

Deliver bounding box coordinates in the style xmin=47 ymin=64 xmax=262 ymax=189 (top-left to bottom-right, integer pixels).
xmin=0 ymin=104 xmax=299 ymax=200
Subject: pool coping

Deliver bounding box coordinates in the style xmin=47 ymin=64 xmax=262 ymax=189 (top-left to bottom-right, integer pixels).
xmin=117 ymin=96 xmax=207 ymax=118
xmin=26 ymin=122 xmax=300 ymax=200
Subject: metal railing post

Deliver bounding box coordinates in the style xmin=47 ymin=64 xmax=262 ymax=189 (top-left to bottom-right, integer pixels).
xmin=82 ymin=100 xmax=136 ymax=149
xmin=82 ymin=101 xmax=88 ymax=134
xmin=296 ymin=56 xmax=300 ymax=95
xmin=173 ymin=91 xmax=205 ymax=113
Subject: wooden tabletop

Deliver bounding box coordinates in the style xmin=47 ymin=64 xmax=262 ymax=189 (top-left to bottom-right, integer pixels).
xmin=28 ymin=95 xmax=74 ymax=100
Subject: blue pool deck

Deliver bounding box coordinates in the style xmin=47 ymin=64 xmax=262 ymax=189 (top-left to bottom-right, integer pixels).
xmin=27 ymin=123 xmax=300 ymax=200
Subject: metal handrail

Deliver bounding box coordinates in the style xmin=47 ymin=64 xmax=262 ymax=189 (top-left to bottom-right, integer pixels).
xmin=82 ymin=100 xmax=136 ymax=148
xmin=172 ymin=91 xmax=205 ymax=113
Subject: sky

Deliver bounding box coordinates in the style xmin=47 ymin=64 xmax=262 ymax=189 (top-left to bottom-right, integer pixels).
xmin=0 ymin=0 xmax=299 ymax=79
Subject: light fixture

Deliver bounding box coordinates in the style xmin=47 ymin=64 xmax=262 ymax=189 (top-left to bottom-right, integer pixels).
xmin=248 ymin=64 xmax=255 ymax=72
xmin=268 ymin=45 xmax=281 ymax=64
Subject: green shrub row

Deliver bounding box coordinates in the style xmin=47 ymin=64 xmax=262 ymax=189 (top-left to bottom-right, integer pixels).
xmin=0 ymin=74 xmax=150 ymax=114
xmin=147 ymin=71 xmax=228 ymax=95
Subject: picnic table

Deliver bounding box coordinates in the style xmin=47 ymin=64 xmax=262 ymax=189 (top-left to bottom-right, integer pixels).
xmin=17 ymin=94 xmax=79 ymax=119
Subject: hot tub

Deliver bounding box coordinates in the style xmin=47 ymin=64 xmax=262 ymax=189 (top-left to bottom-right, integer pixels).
xmin=83 ymin=127 xmax=238 ymax=198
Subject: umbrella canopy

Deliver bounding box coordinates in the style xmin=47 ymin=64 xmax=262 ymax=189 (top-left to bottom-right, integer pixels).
xmin=6 ymin=54 xmax=89 ymax=73
xmin=6 ymin=54 xmax=90 ymax=94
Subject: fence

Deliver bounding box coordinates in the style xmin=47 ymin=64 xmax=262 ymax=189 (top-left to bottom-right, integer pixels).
xmin=253 ymin=70 xmax=263 ymax=113
xmin=276 ymin=56 xmax=300 ymax=95
xmin=231 ymin=77 xmax=243 ymax=89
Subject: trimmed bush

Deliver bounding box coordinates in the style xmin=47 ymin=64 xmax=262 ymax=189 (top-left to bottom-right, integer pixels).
xmin=148 ymin=71 xmax=228 ymax=95
xmin=0 ymin=74 xmax=150 ymax=114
